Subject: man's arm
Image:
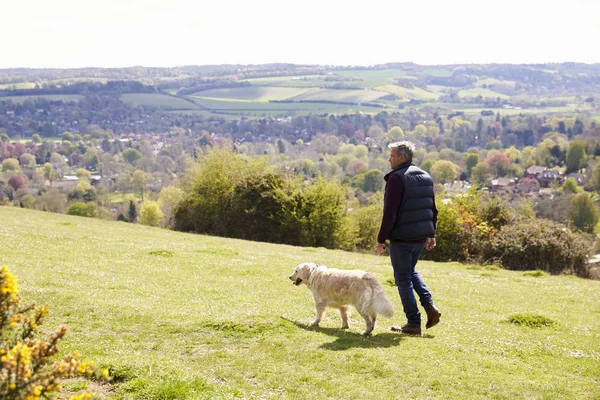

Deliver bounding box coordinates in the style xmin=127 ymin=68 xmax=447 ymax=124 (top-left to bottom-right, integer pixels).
xmin=377 ymin=174 xmax=404 ymax=245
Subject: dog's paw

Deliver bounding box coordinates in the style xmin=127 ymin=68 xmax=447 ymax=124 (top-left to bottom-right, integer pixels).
xmin=310 ymin=320 xmax=320 ymax=326
xmin=341 ymin=325 xmax=349 ymax=329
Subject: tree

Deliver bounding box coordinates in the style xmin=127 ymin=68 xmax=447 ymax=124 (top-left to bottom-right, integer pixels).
xmin=471 ymin=162 xmax=491 ymax=185
xmin=158 ymin=185 xmax=184 ymax=227
xmin=132 ymin=170 xmax=150 ymax=201
xmin=8 ymin=175 xmax=27 ymax=191
xmin=465 ymin=153 xmax=479 ymax=178
xmin=123 ymin=148 xmax=143 ymax=165
xmin=140 ymin=201 xmax=164 ymax=227
xmin=128 ymin=200 xmax=138 ymax=223
xmin=2 ymin=158 xmax=19 ymax=172
xmin=67 ymin=202 xmax=97 ymax=217
xmin=387 ymin=126 xmax=405 ymax=142
xmin=565 ymin=139 xmax=587 ymax=173
xmin=430 ymin=160 xmax=458 ymax=184
xmin=486 ymin=151 xmax=511 ymax=177
xmin=560 ymin=178 xmax=581 ymax=194
xmin=569 ymin=192 xmax=599 ymax=233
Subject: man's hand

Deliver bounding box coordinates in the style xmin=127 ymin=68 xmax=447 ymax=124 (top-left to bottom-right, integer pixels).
xmin=376 ymin=243 xmax=386 ymax=255
xmin=426 ymin=237 xmax=436 ymax=250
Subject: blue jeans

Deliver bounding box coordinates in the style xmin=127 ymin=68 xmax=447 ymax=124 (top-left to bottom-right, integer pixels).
xmin=389 ymin=241 xmax=434 ymax=325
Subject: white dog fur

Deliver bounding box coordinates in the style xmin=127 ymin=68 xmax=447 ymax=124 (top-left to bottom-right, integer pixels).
xmin=289 ymin=262 xmax=394 ymax=335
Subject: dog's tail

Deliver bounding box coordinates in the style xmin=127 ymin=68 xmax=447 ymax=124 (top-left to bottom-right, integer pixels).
xmin=372 ymin=287 xmax=394 ymax=318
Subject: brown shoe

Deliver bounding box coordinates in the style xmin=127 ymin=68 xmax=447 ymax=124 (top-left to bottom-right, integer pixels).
xmin=390 ymin=324 xmax=422 ymax=335
xmin=425 ymin=305 xmax=441 ymax=329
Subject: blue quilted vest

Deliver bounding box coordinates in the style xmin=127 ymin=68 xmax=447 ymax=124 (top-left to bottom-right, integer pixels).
xmin=385 ymin=162 xmax=435 ymax=241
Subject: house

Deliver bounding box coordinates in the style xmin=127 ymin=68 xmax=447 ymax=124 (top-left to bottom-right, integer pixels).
xmin=565 ymin=173 xmax=586 ymax=185
xmin=539 ymin=170 xmax=561 ymax=187
xmin=489 ymin=177 xmax=517 ymax=193
xmin=515 ymin=177 xmax=540 ymax=194
xmin=525 ymin=166 xmax=546 ymax=178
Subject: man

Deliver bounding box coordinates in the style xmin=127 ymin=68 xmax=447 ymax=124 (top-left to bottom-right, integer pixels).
xmin=376 ymin=141 xmax=441 ymax=335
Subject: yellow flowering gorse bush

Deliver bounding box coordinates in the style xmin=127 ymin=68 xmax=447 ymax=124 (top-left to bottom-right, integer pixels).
xmin=0 ymin=266 xmax=109 ymax=399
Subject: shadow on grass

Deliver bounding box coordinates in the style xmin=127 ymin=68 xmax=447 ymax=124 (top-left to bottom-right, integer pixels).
xmin=281 ymin=317 xmax=434 ymax=350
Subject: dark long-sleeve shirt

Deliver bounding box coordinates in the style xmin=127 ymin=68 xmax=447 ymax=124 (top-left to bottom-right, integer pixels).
xmin=377 ymin=173 xmax=438 ymax=244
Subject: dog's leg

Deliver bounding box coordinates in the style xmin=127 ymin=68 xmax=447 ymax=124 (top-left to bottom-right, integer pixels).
xmin=359 ymin=311 xmax=374 ymax=336
xmin=311 ymin=303 xmax=325 ymax=326
xmin=340 ymin=306 xmax=349 ymax=329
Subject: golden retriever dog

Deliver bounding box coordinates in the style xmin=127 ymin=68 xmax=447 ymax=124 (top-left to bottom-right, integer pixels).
xmin=289 ymin=262 xmax=394 ymax=335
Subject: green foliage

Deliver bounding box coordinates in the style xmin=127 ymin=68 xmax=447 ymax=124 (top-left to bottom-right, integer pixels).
xmin=67 ymin=202 xmax=97 ymax=218
xmin=0 ymin=265 xmax=109 ymax=399
xmin=560 ymin=177 xmax=581 ymax=194
xmin=175 ymin=149 xmax=350 ymax=248
xmin=465 ymin=153 xmax=479 ymax=177
xmin=430 ymin=160 xmax=458 ymax=184
xmin=128 ymin=200 xmax=138 ymax=223
xmin=1 ymin=158 xmax=19 ymax=172
xmin=569 ymin=192 xmax=599 ymax=233
xmin=68 ymin=181 xmax=97 ymax=202
xmin=122 ymin=148 xmax=142 ymax=165
xmin=506 ymin=313 xmax=556 ymax=328
xmin=344 ymin=195 xmax=383 ymax=252
xmin=485 ymin=219 xmax=591 ymax=276
xmin=140 ymin=201 xmax=164 ymax=227
xmin=565 ymin=139 xmax=587 ymax=173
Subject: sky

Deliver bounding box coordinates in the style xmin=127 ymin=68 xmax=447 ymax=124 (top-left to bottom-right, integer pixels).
xmin=2 ymin=0 xmax=600 ymax=69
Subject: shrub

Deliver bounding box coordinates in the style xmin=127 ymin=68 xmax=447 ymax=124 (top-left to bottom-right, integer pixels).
xmin=140 ymin=201 xmax=163 ymax=227
xmin=67 ymin=202 xmax=97 ymax=218
xmin=0 ymin=265 xmax=109 ymax=399
xmin=484 ymin=220 xmax=592 ymax=276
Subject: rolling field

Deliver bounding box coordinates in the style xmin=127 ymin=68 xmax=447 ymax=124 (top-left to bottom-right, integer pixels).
xmin=0 ymin=94 xmax=84 ymax=103
xmin=190 ymin=86 xmax=312 ymax=102
xmin=458 ymin=88 xmax=511 ymax=99
xmin=289 ymin=88 xmax=386 ymax=103
xmin=377 ymin=84 xmax=441 ymax=100
xmin=1 ymin=206 xmax=599 ymax=399
xmin=243 ymin=76 xmax=330 ymax=87
xmin=120 ymin=93 xmax=203 ymax=110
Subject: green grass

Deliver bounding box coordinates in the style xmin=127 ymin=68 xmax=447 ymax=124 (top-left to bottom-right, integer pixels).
xmin=458 ymin=88 xmax=510 ymax=99
xmin=1 ymin=206 xmax=600 ymax=399
xmin=120 ymin=93 xmax=202 ymax=110
xmin=289 ymin=88 xmax=385 ymax=103
xmin=190 ymin=86 xmax=312 ymax=102
xmin=376 ymin=84 xmax=441 ymax=100
xmin=0 ymin=94 xmax=84 ymax=103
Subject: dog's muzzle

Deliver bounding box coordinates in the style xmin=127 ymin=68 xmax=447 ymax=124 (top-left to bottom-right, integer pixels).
xmin=290 ymin=277 xmax=302 ymax=285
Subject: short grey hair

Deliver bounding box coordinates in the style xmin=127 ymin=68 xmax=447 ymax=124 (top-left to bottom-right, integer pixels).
xmin=388 ymin=141 xmax=415 ymax=161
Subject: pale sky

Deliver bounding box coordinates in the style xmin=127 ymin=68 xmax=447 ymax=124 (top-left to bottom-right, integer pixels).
xmin=2 ymin=0 xmax=599 ymax=69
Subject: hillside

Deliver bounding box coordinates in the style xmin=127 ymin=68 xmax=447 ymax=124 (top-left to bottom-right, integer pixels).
xmin=1 ymin=63 xmax=599 ymax=118
xmin=1 ymin=206 xmax=599 ymax=399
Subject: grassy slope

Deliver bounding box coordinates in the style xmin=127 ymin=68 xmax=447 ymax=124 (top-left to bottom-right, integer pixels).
xmin=1 ymin=207 xmax=599 ymax=399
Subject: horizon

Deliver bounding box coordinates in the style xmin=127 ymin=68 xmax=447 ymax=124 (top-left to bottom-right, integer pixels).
xmin=2 ymin=0 xmax=600 ymax=69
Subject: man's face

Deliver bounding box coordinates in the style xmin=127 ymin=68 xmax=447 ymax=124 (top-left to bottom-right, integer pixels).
xmin=389 ymin=149 xmax=405 ymax=169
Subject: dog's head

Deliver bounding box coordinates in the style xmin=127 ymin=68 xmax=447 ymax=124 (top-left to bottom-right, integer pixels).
xmin=289 ymin=262 xmax=317 ymax=286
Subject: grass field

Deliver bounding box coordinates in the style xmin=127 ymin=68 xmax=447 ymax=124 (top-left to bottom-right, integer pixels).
xmin=377 ymin=84 xmax=441 ymax=101
xmin=190 ymin=87 xmax=312 ymax=102
xmin=458 ymin=88 xmax=510 ymax=99
xmin=0 ymin=82 xmax=37 ymax=90
xmin=120 ymin=93 xmax=203 ymax=110
xmin=1 ymin=207 xmax=599 ymax=399
xmin=289 ymin=88 xmax=386 ymax=103
xmin=0 ymin=94 xmax=84 ymax=103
